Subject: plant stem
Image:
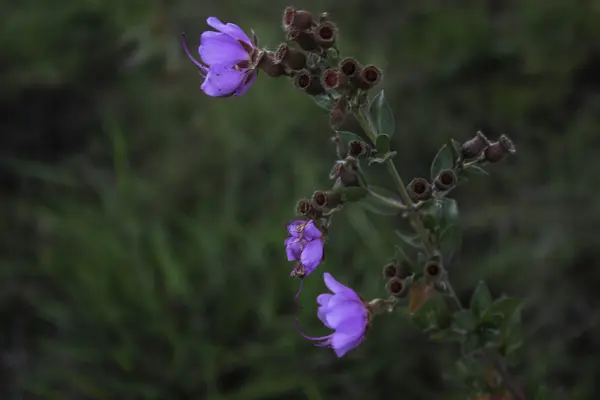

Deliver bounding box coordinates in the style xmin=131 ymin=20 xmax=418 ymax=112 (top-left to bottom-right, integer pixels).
xmin=352 ymin=107 xmax=526 ymax=400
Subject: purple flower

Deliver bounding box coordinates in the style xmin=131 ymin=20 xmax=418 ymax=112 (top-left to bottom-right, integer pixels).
xmin=297 ymin=273 xmax=369 ymax=357
xmin=285 ymin=220 xmax=324 ymax=278
xmin=182 ymin=17 xmax=260 ymax=97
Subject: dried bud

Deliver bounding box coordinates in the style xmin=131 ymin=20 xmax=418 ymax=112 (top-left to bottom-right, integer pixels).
xmin=257 ymin=52 xmax=287 ymax=77
xmin=334 ymin=157 xmax=360 ymax=187
xmin=321 ymin=68 xmax=349 ymax=91
xmin=461 ymin=131 xmax=490 ymax=159
xmin=339 ymin=57 xmax=360 ymax=79
xmin=386 ymin=277 xmax=406 ymax=298
xmin=407 ymin=177 xmax=432 ymax=201
xmin=282 ymin=7 xmax=314 ymax=31
xmin=484 ymin=134 xmax=516 ymax=163
xmin=355 ymin=65 xmax=382 ymax=90
xmin=294 ymin=69 xmax=325 ymax=95
xmin=287 ymin=28 xmax=319 ymax=52
xmin=434 ymin=169 xmax=457 ymax=191
xmin=275 ymin=43 xmax=306 ymax=71
xmin=296 ymin=198 xmax=313 ymax=216
xmin=311 ymin=190 xmax=342 ymax=210
xmin=382 ymin=263 xmax=399 ymax=280
xmin=424 ymin=260 xmax=442 ymax=282
xmin=329 ymin=94 xmax=349 ymax=128
xmin=314 ymin=21 xmax=338 ymax=49
xmin=348 ymin=140 xmax=367 ymax=157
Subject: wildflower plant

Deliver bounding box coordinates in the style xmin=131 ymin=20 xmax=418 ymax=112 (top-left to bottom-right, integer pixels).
xmin=184 ymin=8 xmax=531 ymax=400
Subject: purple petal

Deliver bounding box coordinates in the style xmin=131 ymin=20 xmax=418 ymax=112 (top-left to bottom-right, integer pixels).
xmin=286 ymin=220 xmax=306 ymax=238
xmin=199 ymin=31 xmax=249 ymax=66
xmin=234 ymin=71 xmax=257 ymax=96
xmin=332 ymin=333 xmax=364 ymax=357
xmin=323 ymin=272 xmax=359 ymax=299
xmin=317 ymin=307 xmax=332 ymax=328
xmin=302 ymin=220 xmax=323 ymax=240
xmin=285 ymin=238 xmax=303 ymax=261
xmin=323 ymin=302 xmax=366 ymax=330
xmin=300 ymin=239 xmax=324 ymax=276
xmin=201 ymin=64 xmax=245 ymax=97
xmin=317 ymin=293 xmax=332 ymax=307
xmin=206 ymin=17 xmax=252 ymax=44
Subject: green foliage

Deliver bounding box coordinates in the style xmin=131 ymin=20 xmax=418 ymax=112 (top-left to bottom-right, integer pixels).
xmin=369 ymin=90 xmax=395 ymax=136
xmin=470 ymin=281 xmax=493 ymax=317
xmin=336 ymin=130 xmax=365 ymax=149
xmin=430 ymin=144 xmax=455 ymax=182
xmin=312 ymin=93 xmax=336 ymax=111
xmin=358 ymin=185 xmax=403 ymax=215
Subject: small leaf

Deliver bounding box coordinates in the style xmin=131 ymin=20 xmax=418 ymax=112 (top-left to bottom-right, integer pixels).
xmin=369 ymin=90 xmax=395 ymax=136
xmin=409 ymin=283 xmax=435 ymax=314
xmin=490 ymin=297 xmax=523 ymax=320
xmin=367 ymin=151 xmax=397 ymax=165
xmin=430 ymin=328 xmax=465 ymax=343
xmin=441 ymin=198 xmax=459 ymax=228
xmin=430 ymin=144 xmax=455 ymax=181
xmin=338 ymin=186 xmax=368 ymax=202
xmin=453 ymin=310 xmax=477 ymax=332
xmin=439 ymin=225 xmax=462 ymax=266
xmin=448 ymin=138 xmax=462 ymax=162
xmin=462 ymin=333 xmax=482 ymax=355
xmin=470 ymin=281 xmax=493 ymax=317
xmin=358 ymin=186 xmax=403 ymax=215
xmin=375 ymin=134 xmax=390 ymax=154
xmin=395 ymin=229 xmax=423 ymax=249
xmin=312 ymin=93 xmax=336 ymax=111
xmin=336 ymin=131 xmax=364 ymax=148
xmin=463 ymin=164 xmax=489 ymax=179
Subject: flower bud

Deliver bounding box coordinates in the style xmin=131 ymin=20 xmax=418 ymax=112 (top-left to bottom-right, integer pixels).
xmin=354 ymin=65 xmax=382 ymax=90
xmin=382 ymin=263 xmax=399 ymax=280
xmin=424 ymin=260 xmax=442 ymax=282
xmin=339 ymin=57 xmax=360 ymax=79
xmin=386 ymin=277 xmax=406 ymax=298
xmin=274 ymin=43 xmax=306 ymax=71
xmin=313 ymin=21 xmax=338 ymax=49
xmin=407 ymin=177 xmax=432 ymax=201
xmin=461 ymin=130 xmax=490 ymax=159
xmin=321 ymin=68 xmax=348 ymax=91
xmin=311 ymin=190 xmax=342 ymax=210
xmin=484 ymin=134 xmax=516 ymax=163
xmin=282 ymin=7 xmax=315 ymax=31
xmin=333 ymin=158 xmax=360 ymax=187
xmin=347 ymin=139 xmax=368 ymax=157
xmin=257 ymin=51 xmax=287 ymax=77
xmin=293 ymin=69 xmax=325 ymax=95
xmin=296 ymin=198 xmax=313 ymax=216
xmin=287 ymin=28 xmax=318 ymax=52
xmin=329 ymin=94 xmax=349 ymax=129
xmin=434 ymin=169 xmax=457 ymax=191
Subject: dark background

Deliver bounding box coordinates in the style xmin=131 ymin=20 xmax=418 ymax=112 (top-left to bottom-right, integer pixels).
xmin=2 ymin=1 xmax=600 ymax=399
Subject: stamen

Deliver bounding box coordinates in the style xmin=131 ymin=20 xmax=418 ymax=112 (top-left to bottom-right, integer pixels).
xmin=294 ymin=318 xmax=333 ymax=342
xmin=181 ymin=32 xmax=207 ymax=70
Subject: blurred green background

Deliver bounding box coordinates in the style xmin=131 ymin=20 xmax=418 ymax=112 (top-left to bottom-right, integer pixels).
xmin=2 ymin=0 xmax=600 ymax=399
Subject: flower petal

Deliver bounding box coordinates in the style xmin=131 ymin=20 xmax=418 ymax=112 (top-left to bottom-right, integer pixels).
xmin=201 ymin=64 xmax=245 ymax=97
xmin=324 ymin=302 xmax=366 ymax=330
xmin=206 ymin=17 xmax=251 ymax=44
xmin=285 ymin=238 xmax=303 ymax=261
xmin=300 ymin=239 xmax=324 ymax=276
xmin=199 ymin=31 xmax=249 ymax=66
xmin=317 ymin=293 xmax=332 ymax=307
xmin=323 ymin=272 xmax=356 ymax=296
xmin=332 ymin=333 xmax=364 ymax=357
xmin=234 ymin=70 xmax=257 ymax=96
xmin=303 ymin=220 xmax=323 ymax=240
xmin=317 ymin=307 xmax=332 ymax=329
xmin=286 ymin=220 xmax=305 ymax=238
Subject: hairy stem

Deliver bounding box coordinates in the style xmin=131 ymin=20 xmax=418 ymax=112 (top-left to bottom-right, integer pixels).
xmin=351 ymin=106 xmax=526 ymax=400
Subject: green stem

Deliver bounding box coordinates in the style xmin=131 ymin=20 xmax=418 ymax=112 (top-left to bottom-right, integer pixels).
xmin=351 ymin=106 xmax=526 ymax=400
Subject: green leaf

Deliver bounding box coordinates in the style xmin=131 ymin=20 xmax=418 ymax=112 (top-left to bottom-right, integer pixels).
xmin=462 ymin=333 xmax=481 ymax=355
xmin=439 ymin=225 xmax=462 ymax=266
xmin=312 ymin=93 xmax=336 ymax=111
xmin=462 ymin=164 xmax=489 ymax=180
xmin=357 ymin=185 xmax=403 ymax=215
xmin=430 ymin=328 xmax=465 ymax=343
xmin=367 ymin=151 xmax=397 ymax=165
xmin=369 ymin=90 xmax=395 ymax=136
xmin=490 ymin=297 xmax=523 ymax=320
xmin=336 ymin=130 xmax=364 ymax=149
xmin=430 ymin=144 xmax=455 ymax=181
xmin=453 ymin=310 xmax=476 ymax=332
xmin=448 ymin=138 xmax=461 ymax=162
xmin=470 ymin=281 xmax=493 ymax=317
xmin=337 ymin=186 xmax=368 ymax=202
xmin=375 ymin=134 xmax=390 ymax=154
xmin=441 ymin=198 xmax=459 ymax=227
xmin=395 ymin=229 xmax=423 ymax=249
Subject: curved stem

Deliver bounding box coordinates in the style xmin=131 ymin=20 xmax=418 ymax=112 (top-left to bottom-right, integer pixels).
xmin=351 ymin=106 xmax=526 ymax=400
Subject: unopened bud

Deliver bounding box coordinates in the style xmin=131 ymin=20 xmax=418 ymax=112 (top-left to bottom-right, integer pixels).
xmin=382 ymin=263 xmax=399 ymax=280
xmin=386 ymin=277 xmax=406 ymax=298
xmin=334 ymin=157 xmax=360 ymax=187
xmin=484 ymin=134 xmax=516 ymax=163
xmin=311 ymin=190 xmax=342 ymax=210
xmin=461 ymin=131 xmax=490 ymax=159
xmin=424 ymin=260 xmax=442 ymax=282
xmin=287 ymin=28 xmax=318 ymax=52
xmin=434 ymin=169 xmax=457 ymax=191
xmin=347 ymin=139 xmax=368 ymax=157
xmin=407 ymin=177 xmax=432 ymax=201
xmin=294 ymin=69 xmax=325 ymax=95
xmin=296 ymin=198 xmax=313 ymax=216
xmin=339 ymin=57 xmax=360 ymax=79
xmin=329 ymin=94 xmax=349 ymax=128
xmin=313 ymin=21 xmax=338 ymax=49
xmin=282 ymin=7 xmax=314 ymax=31
xmin=321 ymin=68 xmax=348 ymax=90
xmin=355 ymin=65 xmax=382 ymax=90
xmin=274 ymin=43 xmax=306 ymax=71
xmin=257 ymin=51 xmax=287 ymax=77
